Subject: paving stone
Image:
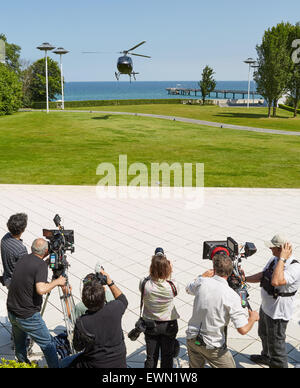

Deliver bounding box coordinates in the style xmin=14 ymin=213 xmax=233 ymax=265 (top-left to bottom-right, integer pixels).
xmin=0 ymin=185 xmax=299 ymax=368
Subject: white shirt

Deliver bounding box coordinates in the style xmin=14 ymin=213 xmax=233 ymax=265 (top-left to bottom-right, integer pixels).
xmin=261 ymin=255 xmax=300 ymax=321
xmin=186 ymin=275 xmax=248 ymax=349
xmin=139 ymin=278 xmax=180 ymax=321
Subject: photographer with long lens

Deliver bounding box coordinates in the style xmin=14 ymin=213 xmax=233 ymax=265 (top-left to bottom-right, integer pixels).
xmin=64 ymin=268 xmax=128 ymax=368
xmin=186 ymin=253 xmax=259 ymax=368
xmin=1 ymin=213 xmax=28 ymax=289
xmin=7 ymin=238 xmax=66 ymax=368
xmin=246 ymin=234 xmax=300 ymax=368
xmin=136 ymin=248 xmax=180 ymax=369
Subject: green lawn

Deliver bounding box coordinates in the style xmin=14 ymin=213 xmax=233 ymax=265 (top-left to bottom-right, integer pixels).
xmin=0 ymin=111 xmax=299 ymax=187
xmin=72 ymin=104 xmax=300 ymax=132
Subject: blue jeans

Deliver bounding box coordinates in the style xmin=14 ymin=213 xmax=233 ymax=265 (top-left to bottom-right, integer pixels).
xmin=8 ymin=311 xmax=59 ymax=368
xmin=59 ymin=353 xmax=82 ymax=368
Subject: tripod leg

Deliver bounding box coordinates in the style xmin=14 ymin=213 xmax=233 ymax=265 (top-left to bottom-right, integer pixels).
xmin=59 ymin=285 xmax=77 ymax=354
xmin=41 ymin=292 xmax=51 ymax=317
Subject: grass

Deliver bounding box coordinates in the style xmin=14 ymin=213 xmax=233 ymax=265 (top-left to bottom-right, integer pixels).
xmin=70 ymin=104 xmax=300 ymax=132
xmin=0 ymin=111 xmax=299 ymax=187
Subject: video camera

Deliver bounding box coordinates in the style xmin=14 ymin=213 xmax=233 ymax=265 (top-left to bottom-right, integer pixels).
xmin=43 ymin=215 xmax=75 ymax=278
xmin=203 ymin=237 xmax=257 ymax=309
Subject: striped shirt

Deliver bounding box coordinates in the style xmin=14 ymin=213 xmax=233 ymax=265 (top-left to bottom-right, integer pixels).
xmin=1 ymin=233 xmax=28 ymax=284
xmin=139 ymin=277 xmax=180 ymax=322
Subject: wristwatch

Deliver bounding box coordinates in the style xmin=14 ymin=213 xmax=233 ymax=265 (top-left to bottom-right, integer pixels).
xmin=107 ymin=281 xmax=115 ymax=287
xmin=280 ymin=258 xmax=287 ymax=263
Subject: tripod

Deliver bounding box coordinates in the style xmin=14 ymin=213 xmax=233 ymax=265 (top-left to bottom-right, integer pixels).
xmin=41 ymin=274 xmax=77 ymax=355
xmin=27 ymin=273 xmax=77 ymax=357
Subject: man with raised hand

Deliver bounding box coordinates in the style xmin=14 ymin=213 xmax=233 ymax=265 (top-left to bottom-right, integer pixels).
xmin=246 ymin=234 xmax=300 ymax=368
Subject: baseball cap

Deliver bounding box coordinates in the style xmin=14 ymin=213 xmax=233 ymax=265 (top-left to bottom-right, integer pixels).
xmin=210 ymin=246 xmax=230 ymax=260
xmin=264 ymin=234 xmax=289 ymax=249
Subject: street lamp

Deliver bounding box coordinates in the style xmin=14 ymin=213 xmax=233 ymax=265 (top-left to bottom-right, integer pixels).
xmin=0 ymin=39 xmax=5 ymax=64
xmin=37 ymin=42 xmax=56 ymax=113
xmin=53 ymin=47 xmax=69 ymax=110
xmin=244 ymin=57 xmax=256 ymax=108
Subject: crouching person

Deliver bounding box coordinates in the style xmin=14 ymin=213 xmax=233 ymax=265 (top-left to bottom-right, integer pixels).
xmin=186 ymin=253 xmax=259 ymax=368
xmin=64 ymin=269 xmax=128 ymax=368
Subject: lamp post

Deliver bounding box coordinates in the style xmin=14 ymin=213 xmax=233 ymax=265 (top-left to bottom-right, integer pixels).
xmin=244 ymin=57 xmax=256 ymax=108
xmin=0 ymin=39 xmax=5 ymax=64
xmin=53 ymin=47 xmax=69 ymax=110
xmin=37 ymin=42 xmax=56 ymax=113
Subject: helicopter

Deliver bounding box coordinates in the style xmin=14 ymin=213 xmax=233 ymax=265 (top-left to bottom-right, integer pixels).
xmin=116 ymin=41 xmax=151 ymax=82
xmin=83 ymin=41 xmax=151 ymax=82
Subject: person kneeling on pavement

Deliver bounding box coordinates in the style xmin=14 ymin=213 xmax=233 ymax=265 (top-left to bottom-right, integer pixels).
xmin=186 ymin=253 xmax=259 ymax=368
xmin=64 ymin=268 xmax=128 ymax=368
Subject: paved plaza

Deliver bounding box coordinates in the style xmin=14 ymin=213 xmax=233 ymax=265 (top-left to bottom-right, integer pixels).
xmin=0 ymin=184 xmax=300 ymax=368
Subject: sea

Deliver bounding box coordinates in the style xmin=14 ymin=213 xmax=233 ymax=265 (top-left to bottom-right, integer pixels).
xmin=62 ymin=81 xmax=260 ymax=101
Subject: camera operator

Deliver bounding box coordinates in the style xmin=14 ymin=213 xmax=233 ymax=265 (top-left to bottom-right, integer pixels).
xmin=186 ymin=253 xmax=259 ymax=368
xmin=74 ymin=262 xmax=115 ymax=320
xmin=246 ymin=234 xmax=300 ymax=368
xmin=7 ymin=238 xmax=66 ymax=368
xmin=65 ymin=269 xmax=128 ymax=368
xmin=139 ymin=249 xmax=180 ymax=369
xmin=1 ymin=213 xmax=28 ymax=289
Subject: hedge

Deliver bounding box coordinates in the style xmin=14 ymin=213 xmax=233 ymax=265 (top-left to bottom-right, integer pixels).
xmin=31 ymin=98 xmax=185 ymax=110
xmin=279 ymin=104 xmax=300 ymax=115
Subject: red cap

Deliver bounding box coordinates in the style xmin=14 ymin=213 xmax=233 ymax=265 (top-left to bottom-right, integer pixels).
xmin=211 ymin=246 xmax=230 ymax=260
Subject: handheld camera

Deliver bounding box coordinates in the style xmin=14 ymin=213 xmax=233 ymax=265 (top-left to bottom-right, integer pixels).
xmin=203 ymin=237 xmax=257 ymax=308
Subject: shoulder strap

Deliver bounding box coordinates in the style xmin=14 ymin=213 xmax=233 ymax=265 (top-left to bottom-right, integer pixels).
xmin=166 ymin=280 xmax=178 ymax=297
xmin=139 ymin=276 xmax=151 ymax=317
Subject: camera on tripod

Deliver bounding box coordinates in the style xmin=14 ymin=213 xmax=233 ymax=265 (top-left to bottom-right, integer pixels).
xmin=203 ymin=237 xmax=257 ymax=308
xmin=43 ymin=214 xmax=75 ymax=278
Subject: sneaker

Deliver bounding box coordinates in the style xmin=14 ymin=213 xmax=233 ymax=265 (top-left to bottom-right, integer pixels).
xmin=250 ymin=354 xmax=270 ymax=366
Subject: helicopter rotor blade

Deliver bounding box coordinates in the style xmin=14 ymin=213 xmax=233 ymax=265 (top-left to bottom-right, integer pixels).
xmin=127 ymin=41 xmax=146 ymax=52
xmin=131 ymin=53 xmax=151 ymax=58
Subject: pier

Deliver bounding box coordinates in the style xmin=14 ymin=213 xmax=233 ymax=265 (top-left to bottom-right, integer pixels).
xmin=166 ymin=88 xmax=258 ymax=100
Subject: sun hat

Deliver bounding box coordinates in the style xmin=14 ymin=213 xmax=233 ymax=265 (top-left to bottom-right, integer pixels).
xmin=264 ymin=234 xmax=289 ymax=249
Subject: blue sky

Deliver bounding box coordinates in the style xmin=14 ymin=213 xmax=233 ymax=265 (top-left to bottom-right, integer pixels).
xmin=1 ymin=0 xmax=300 ymax=81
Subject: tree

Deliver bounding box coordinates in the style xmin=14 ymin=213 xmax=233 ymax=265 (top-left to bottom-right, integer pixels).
xmin=199 ymin=66 xmax=216 ymax=104
xmin=254 ymin=23 xmax=293 ymax=118
xmin=26 ymin=57 xmax=62 ymax=103
xmin=20 ymin=59 xmax=34 ymax=107
xmin=0 ymin=34 xmax=21 ymax=75
xmin=0 ymin=63 xmax=22 ymax=115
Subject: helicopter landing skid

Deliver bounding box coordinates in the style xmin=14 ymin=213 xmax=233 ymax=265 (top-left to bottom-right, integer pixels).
xmin=131 ymin=72 xmax=139 ymax=81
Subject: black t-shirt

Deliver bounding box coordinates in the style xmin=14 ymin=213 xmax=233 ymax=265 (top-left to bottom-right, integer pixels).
xmin=72 ymin=293 xmax=128 ymax=368
xmin=7 ymin=253 xmax=48 ymax=319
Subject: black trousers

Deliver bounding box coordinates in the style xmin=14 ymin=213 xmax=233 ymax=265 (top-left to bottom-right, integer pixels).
xmin=144 ymin=320 xmax=178 ymax=369
xmin=258 ymin=307 xmax=289 ymax=368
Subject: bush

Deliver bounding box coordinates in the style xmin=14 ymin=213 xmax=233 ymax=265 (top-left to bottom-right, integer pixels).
xmin=0 ymin=63 xmax=22 ymax=116
xmin=0 ymin=358 xmax=39 ymax=368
